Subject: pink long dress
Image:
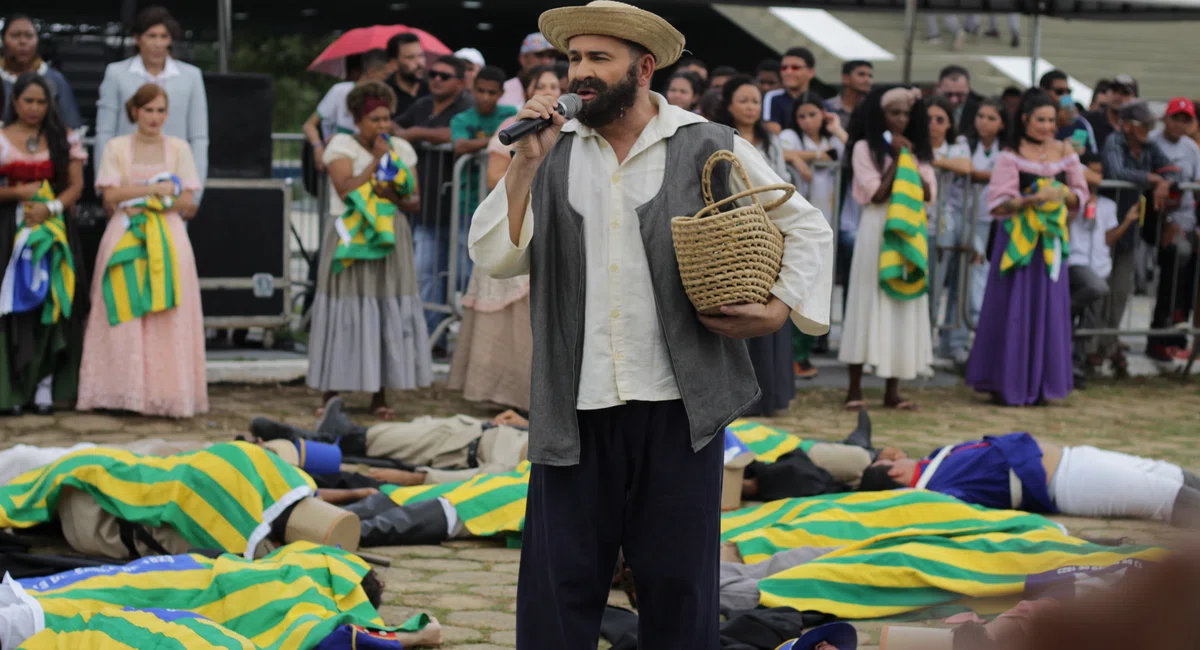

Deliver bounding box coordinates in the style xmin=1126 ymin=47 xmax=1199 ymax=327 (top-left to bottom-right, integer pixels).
xmin=75 ymin=134 xmax=208 ymax=417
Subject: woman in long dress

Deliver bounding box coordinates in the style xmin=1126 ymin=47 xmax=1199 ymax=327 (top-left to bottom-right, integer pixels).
xmin=307 ymin=81 xmax=432 ymax=420
xmin=447 ymin=65 xmax=559 ymax=413
xmin=77 ymin=82 xmax=207 ymax=417
xmin=0 ymin=73 xmax=88 ymax=415
xmin=966 ymin=90 xmax=1086 ymax=406
xmin=838 ymin=86 xmax=937 ymax=411
xmin=717 ymin=74 xmax=795 ymax=417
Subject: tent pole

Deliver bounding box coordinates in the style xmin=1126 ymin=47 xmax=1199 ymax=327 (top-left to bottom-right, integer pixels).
xmin=902 ymin=0 xmax=917 ymax=84
xmin=217 ymin=0 xmax=232 ymax=73
xmin=1030 ymin=12 xmax=1042 ymax=87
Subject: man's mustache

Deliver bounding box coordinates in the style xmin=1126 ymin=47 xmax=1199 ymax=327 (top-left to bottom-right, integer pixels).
xmin=569 ymin=78 xmax=608 ymax=94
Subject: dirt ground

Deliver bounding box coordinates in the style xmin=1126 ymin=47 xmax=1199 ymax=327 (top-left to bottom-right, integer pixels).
xmin=2 ymin=378 xmax=1197 ymax=649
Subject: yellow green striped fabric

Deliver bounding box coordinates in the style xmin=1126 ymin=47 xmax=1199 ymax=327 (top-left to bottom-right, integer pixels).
xmin=20 ymin=181 xmax=75 ymax=324
xmin=332 ymin=182 xmax=396 ymax=274
xmin=878 ymin=148 xmax=929 ymax=301
xmin=0 ymin=442 xmax=316 ymax=559
xmin=1000 ymin=178 xmax=1070 ymax=275
xmin=100 ymin=195 xmax=181 ymax=326
xmin=382 ymin=462 xmax=531 ymax=537
xmin=21 ymin=542 xmax=406 ymax=650
xmin=721 ymin=490 xmax=1165 ymax=619
xmin=18 ymin=608 xmax=258 ymax=650
xmin=727 ymin=420 xmax=815 ymax=462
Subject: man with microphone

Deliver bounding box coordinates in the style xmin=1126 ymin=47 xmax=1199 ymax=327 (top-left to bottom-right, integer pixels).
xmin=468 ymin=2 xmax=834 ymax=647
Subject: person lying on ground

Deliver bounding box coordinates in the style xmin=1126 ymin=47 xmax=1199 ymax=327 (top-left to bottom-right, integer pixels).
xmin=0 ymin=542 xmax=444 ymax=649
xmin=739 ymin=410 xmax=905 ymax=501
xmin=255 ymin=397 xmax=884 ymax=493
xmin=251 ymin=396 xmax=529 ymax=485
xmin=0 ymin=442 xmax=362 ymax=560
xmin=857 ymin=431 xmax=1200 ymax=526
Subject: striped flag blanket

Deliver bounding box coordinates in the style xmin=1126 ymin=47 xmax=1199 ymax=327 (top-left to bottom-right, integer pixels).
xmin=15 ymin=542 xmax=427 ymax=650
xmin=18 ymin=608 xmax=259 ymax=649
xmin=0 ymin=442 xmax=316 ymax=558
xmin=382 ymin=461 xmax=531 ymax=538
xmin=878 ymin=147 xmax=929 ymax=301
xmin=332 ymin=142 xmax=415 ymax=275
xmin=727 ymin=419 xmax=815 ymax=463
xmin=721 ymin=490 xmax=1165 ymax=619
xmin=0 ymin=181 xmax=75 ymax=324
xmin=101 ymin=190 xmax=182 ymax=326
xmin=1000 ymin=178 xmax=1070 ymax=279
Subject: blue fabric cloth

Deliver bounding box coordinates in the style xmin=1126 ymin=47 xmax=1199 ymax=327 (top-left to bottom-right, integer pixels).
xmin=920 ymin=432 xmax=1056 ymax=513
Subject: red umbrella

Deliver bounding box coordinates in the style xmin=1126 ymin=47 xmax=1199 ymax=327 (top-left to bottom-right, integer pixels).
xmin=308 ymin=25 xmax=451 ymax=78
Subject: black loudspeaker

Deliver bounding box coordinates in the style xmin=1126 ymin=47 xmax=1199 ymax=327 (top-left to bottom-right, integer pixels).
xmin=188 ymin=179 xmax=291 ymax=325
xmin=204 ymin=73 xmax=274 ymax=179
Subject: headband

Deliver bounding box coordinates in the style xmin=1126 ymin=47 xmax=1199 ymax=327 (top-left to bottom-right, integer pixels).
xmin=355 ymin=96 xmax=392 ymax=121
xmin=881 ymin=87 xmax=922 ymax=111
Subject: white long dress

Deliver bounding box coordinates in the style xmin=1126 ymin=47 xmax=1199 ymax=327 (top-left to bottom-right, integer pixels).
xmin=837 ymin=140 xmax=938 ymax=380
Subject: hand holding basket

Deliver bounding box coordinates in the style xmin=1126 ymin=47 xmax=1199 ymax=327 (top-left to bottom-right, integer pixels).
xmin=670 ymin=149 xmax=794 ymax=316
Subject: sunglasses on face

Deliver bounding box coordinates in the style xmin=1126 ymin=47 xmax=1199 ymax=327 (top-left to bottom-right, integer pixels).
xmin=1051 ymin=87 xmax=1071 ymax=96
xmin=941 ymin=92 xmax=967 ymax=100
xmin=428 ymin=70 xmax=457 ymax=81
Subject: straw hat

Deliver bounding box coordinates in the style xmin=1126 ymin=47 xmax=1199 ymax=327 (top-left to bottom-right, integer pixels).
xmin=284 ymin=497 xmax=361 ymax=552
xmin=538 ymin=1 xmax=685 ymax=71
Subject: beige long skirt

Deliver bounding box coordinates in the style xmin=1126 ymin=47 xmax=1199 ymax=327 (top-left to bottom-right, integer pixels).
xmin=447 ymin=295 xmax=532 ymax=412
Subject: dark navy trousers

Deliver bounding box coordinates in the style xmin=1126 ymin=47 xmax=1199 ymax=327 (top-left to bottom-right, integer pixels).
xmin=515 ymin=400 xmax=723 ymax=650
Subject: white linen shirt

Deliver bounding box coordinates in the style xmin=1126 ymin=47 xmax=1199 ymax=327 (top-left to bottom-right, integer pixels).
xmin=469 ymin=92 xmax=833 ymax=411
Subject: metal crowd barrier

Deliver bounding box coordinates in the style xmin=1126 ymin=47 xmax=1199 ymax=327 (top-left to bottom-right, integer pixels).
xmin=804 ymin=159 xmax=1200 ymax=368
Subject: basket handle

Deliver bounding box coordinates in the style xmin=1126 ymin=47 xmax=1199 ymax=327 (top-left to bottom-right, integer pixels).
xmin=700 ymin=149 xmax=796 ymax=213
xmin=693 ymin=183 xmax=797 ymax=221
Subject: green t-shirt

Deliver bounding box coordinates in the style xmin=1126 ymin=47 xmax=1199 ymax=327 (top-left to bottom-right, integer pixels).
xmin=451 ymin=105 xmax=519 ymax=217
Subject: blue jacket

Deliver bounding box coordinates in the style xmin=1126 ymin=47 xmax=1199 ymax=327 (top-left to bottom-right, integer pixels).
xmin=919 ymin=432 xmax=1057 ymax=513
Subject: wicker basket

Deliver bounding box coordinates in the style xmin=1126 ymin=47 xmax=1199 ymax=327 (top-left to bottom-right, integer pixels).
xmin=671 ymin=149 xmax=794 ymax=316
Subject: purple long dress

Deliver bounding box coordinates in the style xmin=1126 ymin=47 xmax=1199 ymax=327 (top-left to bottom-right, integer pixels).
xmin=965 ymin=150 xmax=1089 ymax=405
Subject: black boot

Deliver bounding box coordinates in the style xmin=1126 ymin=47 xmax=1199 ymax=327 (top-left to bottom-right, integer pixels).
xmin=249 ymin=417 xmax=339 ymax=444
xmin=842 ymin=409 xmax=873 ymax=451
xmin=315 ymin=396 xmax=369 ymax=437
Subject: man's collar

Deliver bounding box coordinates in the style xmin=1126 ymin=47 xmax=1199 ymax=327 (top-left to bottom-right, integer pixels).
xmin=129 ymin=55 xmax=181 ymax=80
xmin=562 ymin=92 xmax=704 ymax=139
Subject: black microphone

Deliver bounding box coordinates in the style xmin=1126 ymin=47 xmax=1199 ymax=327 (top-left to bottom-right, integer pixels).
xmin=498 ymin=94 xmax=582 ymax=146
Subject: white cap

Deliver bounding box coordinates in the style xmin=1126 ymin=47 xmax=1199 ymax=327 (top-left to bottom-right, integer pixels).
xmin=454 ymin=48 xmax=485 ymax=67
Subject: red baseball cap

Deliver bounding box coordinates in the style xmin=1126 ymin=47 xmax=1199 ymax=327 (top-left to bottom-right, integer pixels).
xmin=1165 ymin=97 xmax=1196 ymax=119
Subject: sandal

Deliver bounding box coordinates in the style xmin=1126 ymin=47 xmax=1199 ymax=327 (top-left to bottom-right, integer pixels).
xmin=884 ymin=399 xmax=920 ymax=411
xmin=843 ymin=400 xmax=866 ymax=412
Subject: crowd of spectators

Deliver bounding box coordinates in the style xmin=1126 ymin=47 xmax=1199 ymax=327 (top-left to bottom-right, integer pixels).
xmin=2 ymin=7 xmax=1199 ymax=421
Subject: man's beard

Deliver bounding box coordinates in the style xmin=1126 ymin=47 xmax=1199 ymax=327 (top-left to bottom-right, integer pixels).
xmin=570 ymin=64 xmax=639 ymax=129
xmin=400 ymin=68 xmax=421 ymax=84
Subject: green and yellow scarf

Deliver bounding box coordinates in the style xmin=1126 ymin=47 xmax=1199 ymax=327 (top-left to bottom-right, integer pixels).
xmin=878 ymin=148 xmax=929 ymax=301
xmin=19 ymin=181 xmax=75 ymax=324
xmin=101 ymin=195 xmax=181 ymax=326
xmin=332 ymin=182 xmax=397 ymax=273
xmin=1000 ymin=178 xmax=1070 ymax=276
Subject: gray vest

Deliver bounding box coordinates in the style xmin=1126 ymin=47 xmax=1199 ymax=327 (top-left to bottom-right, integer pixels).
xmin=526 ymin=122 xmax=761 ymax=466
